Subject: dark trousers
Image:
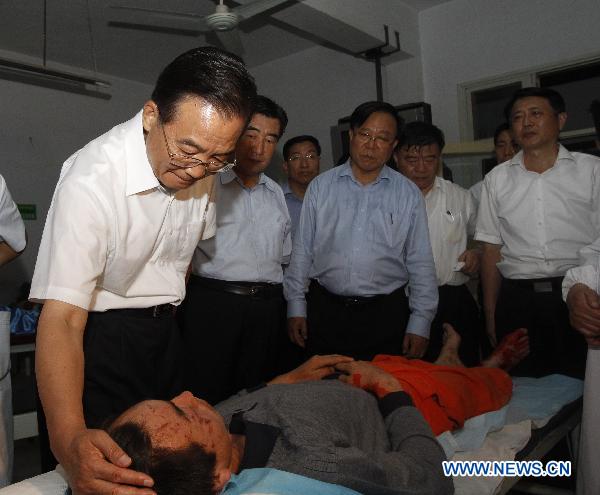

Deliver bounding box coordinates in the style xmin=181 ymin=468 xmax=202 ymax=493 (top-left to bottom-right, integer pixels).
xmin=180 ymin=275 xmax=285 ymax=405
xmin=423 ymin=284 xmax=481 ymax=366
xmin=495 ymin=277 xmax=587 ymax=378
xmin=306 ymin=281 xmax=409 ymax=360
xmin=37 ymin=308 xmax=183 ymax=472
xmin=82 ymin=309 xmax=183 ymax=427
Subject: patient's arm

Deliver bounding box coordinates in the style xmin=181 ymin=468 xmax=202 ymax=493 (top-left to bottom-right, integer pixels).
xmin=335 ymin=361 xmax=403 ymax=398
xmin=36 ymin=300 xmax=155 ymax=495
xmin=269 ymin=354 xmax=353 ymax=385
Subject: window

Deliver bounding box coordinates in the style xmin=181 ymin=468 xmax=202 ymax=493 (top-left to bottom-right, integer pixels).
xmin=460 ymin=56 xmax=600 ymax=143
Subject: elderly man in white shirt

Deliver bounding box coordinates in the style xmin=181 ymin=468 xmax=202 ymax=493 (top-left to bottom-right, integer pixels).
xmin=0 ymin=174 xmax=26 ymax=266
xmin=396 ymin=122 xmax=480 ymax=365
xmin=29 ymin=47 xmax=257 ymax=495
xmin=476 ymin=87 xmax=600 ymax=378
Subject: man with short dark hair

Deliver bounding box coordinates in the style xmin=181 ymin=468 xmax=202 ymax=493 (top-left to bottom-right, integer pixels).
xmin=180 ymin=95 xmax=292 ymax=405
xmin=284 ymin=101 xmax=437 ymax=360
xmin=281 ymin=135 xmax=321 ymax=240
xmin=476 ymin=87 xmax=600 ymax=378
xmin=396 ymin=121 xmax=480 ymax=365
xmin=30 ymin=47 xmax=257 ymax=495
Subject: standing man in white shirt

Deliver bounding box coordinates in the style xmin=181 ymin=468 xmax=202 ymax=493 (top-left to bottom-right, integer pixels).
xmin=180 ymin=95 xmax=291 ymax=405
xmin=30 ymin=47 xmax=257 ymax=495
xmin=476 ymin=87 xmax=600 ymax=378
xmin=281 ymin=135 xmax=321 ymax=241
xmin=0 ymin=174 xmax=26 ymax=266
xmin=396 ymin=122 xmax=480 ymax=365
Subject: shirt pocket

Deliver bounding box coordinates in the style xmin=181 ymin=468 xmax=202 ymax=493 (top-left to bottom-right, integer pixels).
xmin=443 ymin=210 xmax=464 ymax=244
xmin=370 ymin=209 xmax=408 ymax=250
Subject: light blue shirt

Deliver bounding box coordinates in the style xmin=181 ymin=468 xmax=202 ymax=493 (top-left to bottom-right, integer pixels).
xmin=281 ymin=181 xmax=303 ymax=241
xmin=192 ymin=170 xmax=292 ymax=283
xmin=284 ymin=162 xmax=437 ymax=337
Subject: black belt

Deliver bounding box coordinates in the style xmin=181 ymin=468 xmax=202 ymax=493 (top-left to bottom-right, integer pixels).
xmin=103 ymin=303 xmax=176 ymax=318
xmin=191 ymin=275 xmax=283 ymax=299
xmin=310 ymin=280 xmax=398 ymax=306
xmin=503 ymin=276 xmax=564 ymax=294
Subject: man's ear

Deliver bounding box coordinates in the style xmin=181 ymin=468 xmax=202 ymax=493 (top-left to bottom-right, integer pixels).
xmin=213 ymin=468 xmax=231 ymax=492
xmin=558 ymin=112 xmax=567 ymax=131
xmin=142 ymin=100 xmax=159 ymax=133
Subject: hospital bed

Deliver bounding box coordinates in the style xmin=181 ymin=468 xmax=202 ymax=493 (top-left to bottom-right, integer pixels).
xmin=0 ymin=374 xmax=583 ymax=495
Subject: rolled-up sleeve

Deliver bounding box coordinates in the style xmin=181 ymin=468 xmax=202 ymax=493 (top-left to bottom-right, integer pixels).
xmin=0 ymin=175 xmax=26 ymax=253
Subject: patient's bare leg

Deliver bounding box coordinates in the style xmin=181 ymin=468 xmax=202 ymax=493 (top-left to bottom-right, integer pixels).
xmin=481 ymin=328 xmax=529 ymax=371
xmin=434 ymin=323 xmax=465 ymax=367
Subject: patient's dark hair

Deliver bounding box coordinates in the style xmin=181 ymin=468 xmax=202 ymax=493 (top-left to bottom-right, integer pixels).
xmin=108 ymin=422 xmax=218 ymax=495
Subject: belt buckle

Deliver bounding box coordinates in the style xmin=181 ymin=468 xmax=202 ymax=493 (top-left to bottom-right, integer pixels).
xmin=249 ymin=287 xmax=258 ymax=296
xmin=533 ymin=281 xmax=553 ymax=293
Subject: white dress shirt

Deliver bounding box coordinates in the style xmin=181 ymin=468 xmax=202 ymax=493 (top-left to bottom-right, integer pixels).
xmin=475 ymin=145 xmax=600 ymax=279
xmin=425 ymin=177 xmax=476 ymax=286
xmin=30 ymin=111 xmax=216 ymax=311
xmin=469 ymin=180 xmax=483 ymax=211
xmin=0 ymin=174 xmax=26 ymax=252
xmin=192 ymin=170 xmax=291 ymax=283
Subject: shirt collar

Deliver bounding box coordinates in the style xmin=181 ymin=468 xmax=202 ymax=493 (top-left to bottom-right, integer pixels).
xmin=230 ymin=415 xmax=280 ymax=471
xmin=338 ymin=159 xmax=392 ymax=185
xmin=124 ymin=110 xmax=161 ymax=197
xmin=509 ymin=144 xmax=575 ymax=169
xmin=222 ymin=170 xmax=276 ymax=192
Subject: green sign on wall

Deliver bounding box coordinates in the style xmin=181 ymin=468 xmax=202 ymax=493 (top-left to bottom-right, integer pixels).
xmin=17 ymin=204 xmax=36 ymax=220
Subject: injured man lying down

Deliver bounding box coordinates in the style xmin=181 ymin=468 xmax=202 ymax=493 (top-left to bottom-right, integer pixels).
xmin=106 ymin=325 xmax=528 ymax=495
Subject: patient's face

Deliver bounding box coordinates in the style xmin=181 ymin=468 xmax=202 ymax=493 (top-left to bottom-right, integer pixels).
xmin=116 ymin=391 xmax=232 ymax=469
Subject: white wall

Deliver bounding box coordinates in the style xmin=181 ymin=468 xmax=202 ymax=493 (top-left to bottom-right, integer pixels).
xmin=251 ymin=44 xmax=378 ymax=178
xmin=419 ymin=0 xmax=600 ymax=143
xmin=0 ymin=75 xmax=153 ymax=304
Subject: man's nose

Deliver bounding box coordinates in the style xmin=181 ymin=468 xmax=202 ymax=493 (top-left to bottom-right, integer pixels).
xmin=252 ymin=138 xmax=266 ymax=155
xmin=186 ymin=165 xmax=208 ymax=180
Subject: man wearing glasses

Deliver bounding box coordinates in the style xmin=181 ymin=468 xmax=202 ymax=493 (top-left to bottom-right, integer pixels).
xmin=284 ymin=101 xmax=438 ymax=361
xmin=29 ymin=47 xmax=256 ymax=495
xmin=281 ymin=135 xmax=321 ymax=240
xmin=179 ymin=95 xmax=292 ymax=405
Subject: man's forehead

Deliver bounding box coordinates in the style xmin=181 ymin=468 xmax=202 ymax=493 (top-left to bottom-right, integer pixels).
xmin=399 ymin=143 xmax=440 ymax=155
xmin=289 ymin=141 xmax=318 ymax=153
xmin=511 ymin=96 xmax=553 ymax=113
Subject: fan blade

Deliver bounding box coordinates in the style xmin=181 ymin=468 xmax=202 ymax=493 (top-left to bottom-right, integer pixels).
xmin=108 ymin=5 xmax=209 ymax=31
xmin=215 ymin=30 xmax=244 ymax=56
xmin=232 ymin=0 xmax=294 ymax=21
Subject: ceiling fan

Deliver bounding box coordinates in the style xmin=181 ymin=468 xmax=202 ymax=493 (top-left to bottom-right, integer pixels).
xmin=108 ymin=0 xmax=295 ymax=55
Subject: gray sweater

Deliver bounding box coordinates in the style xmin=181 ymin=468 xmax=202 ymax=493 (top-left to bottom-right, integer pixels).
xmin=216 ymin=380 xmax=454 ymax=495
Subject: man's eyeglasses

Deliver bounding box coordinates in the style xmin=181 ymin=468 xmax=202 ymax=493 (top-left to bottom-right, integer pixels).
xmin=160 ymin=120 xmax=236 ymax=173
xmin=287 ymin=153 xmax=319 ymax=164
xmin=355 ymin=131 xmax=393 ymax=146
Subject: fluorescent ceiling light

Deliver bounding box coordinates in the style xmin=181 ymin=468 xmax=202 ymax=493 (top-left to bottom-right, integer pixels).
xmin=0 ymin=57 xmax=111 ymax=98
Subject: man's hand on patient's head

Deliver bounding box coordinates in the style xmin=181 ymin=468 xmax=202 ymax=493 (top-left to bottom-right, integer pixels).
xmin=335 ymin=361 xmax=403 ymax=399
xmin=269 ymin=354 xmax=354 ymax=385
xmin=61 ymin=428 xmax=155 ymax=495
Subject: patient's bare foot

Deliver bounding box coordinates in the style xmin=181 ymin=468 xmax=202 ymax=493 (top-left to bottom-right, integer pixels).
xmin=434 ymin=324 xmax=465 ymax=367
xmin=481 ymin=328 xmax=529 ymax=371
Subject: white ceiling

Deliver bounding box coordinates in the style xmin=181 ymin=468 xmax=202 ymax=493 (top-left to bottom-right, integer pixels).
xmin=0 ymin=0 xmax=453 ymax=85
